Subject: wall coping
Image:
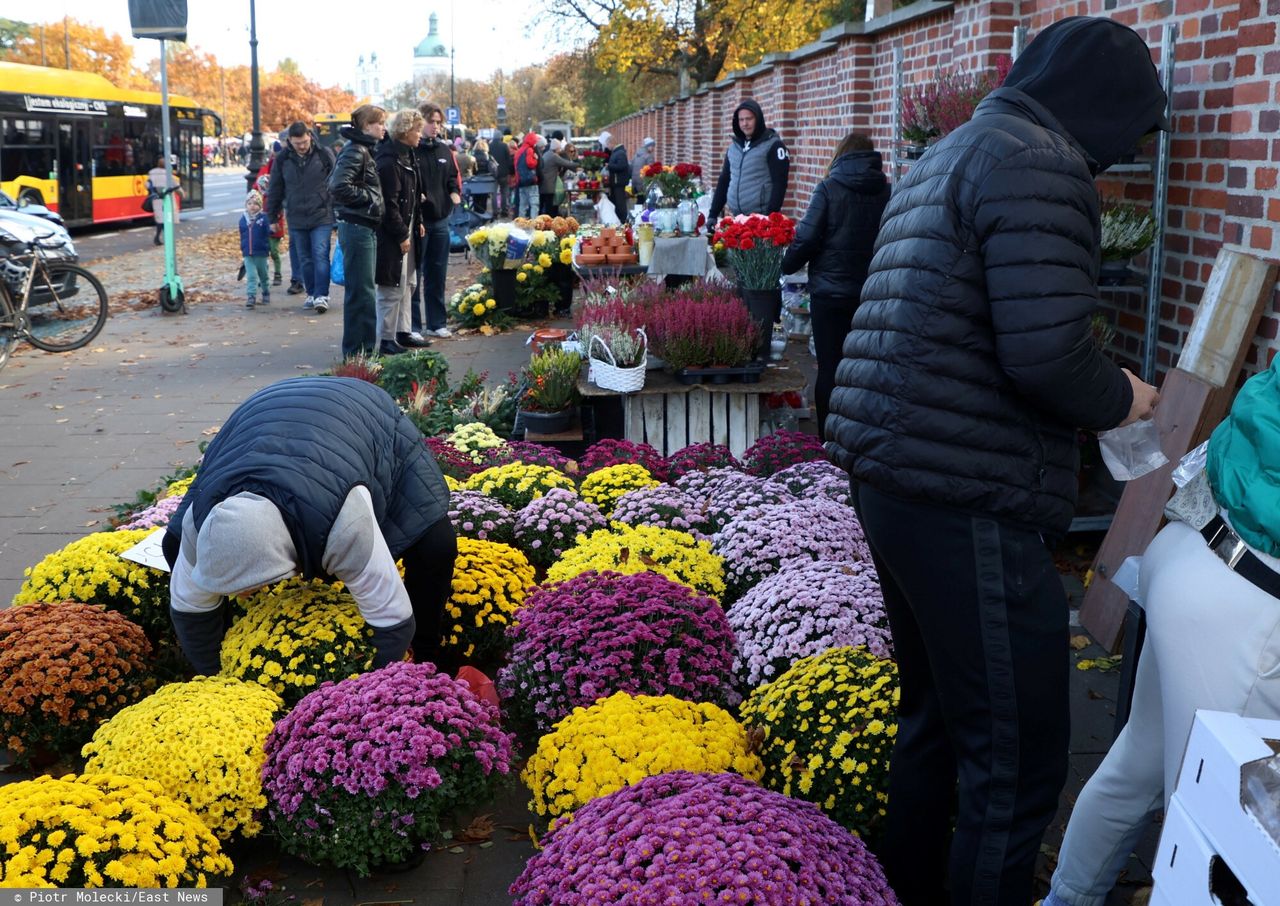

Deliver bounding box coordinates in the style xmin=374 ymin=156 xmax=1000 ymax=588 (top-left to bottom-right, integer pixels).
xmin=787 ymin=39 xmax=838 ymax=63
xmin=859 ymin=1 xmax=955 ymax=35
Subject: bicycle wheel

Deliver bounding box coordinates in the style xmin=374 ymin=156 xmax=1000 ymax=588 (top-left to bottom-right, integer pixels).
xmin=0 ymin=282 xmax=17 ymax=370
xmin=23 ymin=262 xmax=109 ymax=353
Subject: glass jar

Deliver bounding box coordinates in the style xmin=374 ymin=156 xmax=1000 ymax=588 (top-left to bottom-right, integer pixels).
xmin=645 ymin=184 xmax=665 ymax=211
xmin=653 ymin=205 xmax=678 ymax=234
xmin=676 ymin=199 xmax=698 ymax=235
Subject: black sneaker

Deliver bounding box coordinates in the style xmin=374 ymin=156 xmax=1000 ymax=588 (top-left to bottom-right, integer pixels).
xmin=286 ymin=280 xmax=305 ymax=295
xmin=396 ymin=331 xmax=432 ymax=348
xmin=273 ymin=272 xmax=282 ymax=285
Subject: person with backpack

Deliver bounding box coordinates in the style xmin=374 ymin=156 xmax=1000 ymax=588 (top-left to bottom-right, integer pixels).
xmin=328 ymin=105 xmax=386 ymax=358
xmin=413 ymin=102 xmax=461 ymax=339
xmin=266 ymin=122 xmax=337 ymax=313
xmin=514 ymin=132 xmax=541 ymax=219
xmin=471 ymin=138 xmax=495 ymax=214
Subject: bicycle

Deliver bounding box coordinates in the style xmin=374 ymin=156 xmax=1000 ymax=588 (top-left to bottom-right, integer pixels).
xmin=0 ymin=229 xmax=109 ymax=371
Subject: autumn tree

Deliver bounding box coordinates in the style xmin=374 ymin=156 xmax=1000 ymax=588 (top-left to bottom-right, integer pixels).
xmin=0 ymin=18 xmax=29 ymax=52
xmin=2 ymin=17 xmax=150 ymax=88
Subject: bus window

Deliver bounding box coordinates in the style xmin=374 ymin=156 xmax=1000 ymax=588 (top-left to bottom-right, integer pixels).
xmin=1 ymin=117 xmax=55 ymax=186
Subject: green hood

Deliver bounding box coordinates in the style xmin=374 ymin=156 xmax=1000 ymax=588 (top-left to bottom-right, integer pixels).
xmin=1207 ymin=356 xmax=1280 ymax=557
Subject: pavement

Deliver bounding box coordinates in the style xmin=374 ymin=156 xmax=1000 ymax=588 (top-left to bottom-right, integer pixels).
xmin=0 ymin=233 xmax=1153 ymax=903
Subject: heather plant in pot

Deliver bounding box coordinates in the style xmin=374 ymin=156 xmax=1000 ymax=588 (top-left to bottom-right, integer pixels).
xmin=649 ymin=287 xmax=758 ymax=371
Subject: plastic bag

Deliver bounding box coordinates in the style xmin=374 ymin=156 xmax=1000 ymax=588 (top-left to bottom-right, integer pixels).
xmin=1097 ymin=419 xmax=1168 ymax=481
xmin=330 ymin=238 xmax=345 ymax=286
xmin=1171 ymin=440 xmax=1209 ymax=488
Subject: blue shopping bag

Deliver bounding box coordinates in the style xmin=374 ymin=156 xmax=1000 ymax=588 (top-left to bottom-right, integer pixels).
xmin=330 ymin=238 xmax=345 ymax=286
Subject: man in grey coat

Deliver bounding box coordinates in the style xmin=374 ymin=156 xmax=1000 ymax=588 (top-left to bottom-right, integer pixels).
xmin=631 ymin=136 xmax=656 ymax=195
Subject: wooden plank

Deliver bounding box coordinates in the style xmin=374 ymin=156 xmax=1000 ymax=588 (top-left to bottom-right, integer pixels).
xmin=712 ymin=392 xmax=730 ymax=449
xmin=642 ymin=395 xmax=666 ymax=452
xmin=743 ymin=394 xmax=761 ymax=450
xmin=626 ymin=396 xmax=644 ymax=445
xmin=728 ymin=394 xmax=748 ymax=456
xmin=689 ymin=390 xmax=711 ymax=446
xmin=666 ymin=394 xmax=688 ymax=454
xmin=1080 ymin=247 xmax=1277 ymax=651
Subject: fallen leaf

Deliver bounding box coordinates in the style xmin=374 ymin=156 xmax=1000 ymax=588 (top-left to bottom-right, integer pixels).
xmin=55 ymin=418 xmax=69 ymax=424
xmin=82 ymin=520 xmax=98 ymax=528
xmin=1086 ymin=689 xmax=1106 ymax=700
xmin=50 ymin=404 xmax=64 ymax=410
xmin=1069 ymin=635 xmax=1091 ymax=651
xmin=201 ymin=426 xmax=220 ymax=436
xmin=456 ymin=814 xmax=495 ymax=843
xmin=10 ymin=461 xmax=29 ymax=467
xmin=448 ymin=846 xmax=465 ymax=854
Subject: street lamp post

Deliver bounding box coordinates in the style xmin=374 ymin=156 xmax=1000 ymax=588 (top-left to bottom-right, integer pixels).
xmin=245 ymin=0 xmax=266 ymax=189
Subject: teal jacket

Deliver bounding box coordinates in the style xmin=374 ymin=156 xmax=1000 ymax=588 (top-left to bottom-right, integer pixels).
xmin=1207 ymin=356 xmax=1280 ymax=556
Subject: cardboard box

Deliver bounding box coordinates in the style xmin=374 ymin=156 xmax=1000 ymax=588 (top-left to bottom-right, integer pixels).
xmin=1155 ymin=795 xmax=1270 ymax=906
xmin=1173 ymin=710 xmax=1280 ymax=906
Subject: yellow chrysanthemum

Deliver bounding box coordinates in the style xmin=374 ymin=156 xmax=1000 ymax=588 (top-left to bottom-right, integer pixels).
xmin=472 ymin=303 xmax=487 ymax=316
xmin=740 ymin=647 xmax=898 ymax=837
xmin=447 ymin=422 xmax=506 ymax=464
xmin=547 ymin=524 xmax=725 ymax=599
xmin=464 ymin=462 xmax=575 ymax=510
xmin=516 ymin=272 xmax=528 ymax=283
xmin=82 ymin=677 xmax=282 ymax=840
xmin=486 ymin=299 xmax=497 ymax=309
xmin=523 ymin=692 xmax=763 ymax=821
xmin=578 ymin=464 xmax=660 ymax=516
xmin=0 ymin=774 xmax=233 ymax=888
xmin=538 ymin=253 xmax=552 ymax=268
xmin=444 ymin=537 xmax=534 ymax=658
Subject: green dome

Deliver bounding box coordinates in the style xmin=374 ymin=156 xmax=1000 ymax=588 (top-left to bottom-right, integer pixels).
xmin=414 ymin=13 xmax=449 ymax=58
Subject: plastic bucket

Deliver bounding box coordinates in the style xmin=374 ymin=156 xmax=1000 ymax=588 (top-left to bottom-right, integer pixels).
xmin=530 ymin=328 xmax=569 ymax=356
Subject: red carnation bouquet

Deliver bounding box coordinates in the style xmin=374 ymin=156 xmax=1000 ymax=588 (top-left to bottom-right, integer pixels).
xmin=715 ymin=213 xmax=797 ymax=289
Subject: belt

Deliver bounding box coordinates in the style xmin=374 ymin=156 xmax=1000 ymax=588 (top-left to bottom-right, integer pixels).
xmin=1200 ymin=515 xmax=1280 ymax=601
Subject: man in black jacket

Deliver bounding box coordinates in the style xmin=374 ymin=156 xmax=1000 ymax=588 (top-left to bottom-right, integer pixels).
xmin=827 ymin=18 xmax=1163 ymax=906
xmin=266 ymin=122 xmax=336 ymax=313
xmin=413 ymin=103 xmax=461 ymax=339
xmin=489 ymin=132 xmax=513 ymax=217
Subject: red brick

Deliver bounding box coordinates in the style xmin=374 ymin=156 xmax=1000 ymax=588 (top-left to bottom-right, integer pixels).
xmin=1228 ymin=166 xmax=1248 ymax=187
xmin=1262 ymin=110 xmax=1280 ymax=133
xmin=1236 ymin=54 xmax=1257 ymax=77
xmin=1237 ymin=21 xmax=1275 ymax=46
xmin=1205 ymin=163 xmax=1225 ymax=183
xmin=1258 ymin=168 xmax=1279 ymax=190
xmin=1203 ymin=87 xmax=1235 ymax=108
xmin=1269 ymin=198 xmax=1280 ymax=221
xmin=1204 ymin=37 xmax=1240 ymax=58
xmin=1265 ymin=50 xmax=1280 ymax=74
xmin=1228 ymin=194 xmax=1265 ymax=217
xmin=1231 ymin=139 xmax=1269 ymax=160
xmin=1233 ymin=80 xmax=1272 ymax=104
xmin=1251 ymin=225 xmax=1274 ymax=250
xmin=1260 ymin=316 xmax=1279 ymax=341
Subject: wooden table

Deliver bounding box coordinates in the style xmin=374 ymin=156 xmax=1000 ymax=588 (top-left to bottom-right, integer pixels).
xmin=578 ymin=362 xmax=808 ymax=457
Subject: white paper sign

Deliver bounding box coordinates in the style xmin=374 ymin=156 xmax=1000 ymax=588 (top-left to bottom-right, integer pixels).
xmin=119 ymin=527 xmax=171 ymax=573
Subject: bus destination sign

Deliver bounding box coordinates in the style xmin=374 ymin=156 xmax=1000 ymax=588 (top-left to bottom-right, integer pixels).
xmin=24 ymin=96 xmax=109 ymax=116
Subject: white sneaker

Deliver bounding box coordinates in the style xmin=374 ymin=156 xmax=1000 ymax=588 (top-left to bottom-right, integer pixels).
xmin=313 ymin=296 xmax=329 ymax=314
xmin=302 ymin=295 xmax=316 ymax=310
xmin=428 ymin=327 xmax=452 ymax=338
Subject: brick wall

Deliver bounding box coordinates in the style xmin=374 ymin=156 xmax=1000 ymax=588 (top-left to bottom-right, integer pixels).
xmin=604 ymin=0 xmax=1280 ymax=379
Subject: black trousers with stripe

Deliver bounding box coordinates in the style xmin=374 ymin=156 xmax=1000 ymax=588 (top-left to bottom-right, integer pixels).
xmin=854 ymin=482 xmax=1070 ymax=906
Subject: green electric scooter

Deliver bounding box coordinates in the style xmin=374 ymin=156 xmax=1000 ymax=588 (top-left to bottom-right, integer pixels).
xmin=155 ymin=184 xmax=185 ymax=314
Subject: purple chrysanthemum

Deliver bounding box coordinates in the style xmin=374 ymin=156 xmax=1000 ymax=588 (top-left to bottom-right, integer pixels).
xmin=713 ymin=499 xmax=872 ymax=603
xmin=424 ymin=436 xmax=483 ymax=480
xmin=609 ymin=485 xmax=710 ymax=540
xmin=510 ymin=771 xmax=900 ymax=906
xmin=261 ymin=662 xmax=514 ymax=876
xmin=447 ymin=490 xmax=516 ymax=545
xmin=480 ymin=440 xmax=577 ymax=473
xmin=117 ymin=494 xmax=183 ymax=531
xmin=765 ymin=459 xmax=852 ymax=505
xmin=512 ymin=488 xmax=608 ymax=568
xmin=742 ymin=430 xmax=828 ymax=478
xmin=498 ymin=570 xmax=737 ymax=733
xmin=579 ymin=439 xmax=668 ymax=482
xmin=728 ymin=558 xmax=891 ymax=690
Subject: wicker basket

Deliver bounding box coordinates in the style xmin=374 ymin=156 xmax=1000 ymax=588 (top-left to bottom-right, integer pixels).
xmin=590 ymin=330 xmax=647 ymax=393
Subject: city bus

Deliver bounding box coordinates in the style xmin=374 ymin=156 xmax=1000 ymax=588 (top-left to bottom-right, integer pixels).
xmin=313 ymin=112 xmax=345 ymax=150
xmin=0 ymin=61 xmax=221 ymax=226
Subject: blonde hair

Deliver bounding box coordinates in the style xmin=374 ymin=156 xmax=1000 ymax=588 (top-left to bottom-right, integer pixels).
xmin=389 ymin=109 xmax=425 ymax=141
xmin=473 ymin=138 xmax=489 ymax=154
xmin=351 ymin=104 xmax=386 ymax=131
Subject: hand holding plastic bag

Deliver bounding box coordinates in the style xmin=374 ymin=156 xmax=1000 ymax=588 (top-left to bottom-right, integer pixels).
xmin=1097 ymin=418 xmax=1168 ymax=481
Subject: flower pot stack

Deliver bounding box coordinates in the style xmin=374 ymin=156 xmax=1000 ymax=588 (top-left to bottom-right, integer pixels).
xmin=3 ymin=400 xmax=908 ymax=903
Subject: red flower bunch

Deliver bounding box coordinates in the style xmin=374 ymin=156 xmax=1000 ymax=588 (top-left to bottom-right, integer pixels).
xmin=641 ymin=161 xmax=666 ymax=179
xmin=579 ymin=150 xmax=609 ymax=173
xmin=672 ymin=162 xmax=702 ymax=180
xmin=715 ymin=213 xmax=797 ymax=290
xmin=643 ymin=161 xmax=704 ymax=199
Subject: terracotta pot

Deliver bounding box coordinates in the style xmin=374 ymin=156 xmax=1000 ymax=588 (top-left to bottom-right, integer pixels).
xmin=600 ymin=227 xmax=617 ymax=241
xmin=576 ymin=253 xmax=606 ymax=267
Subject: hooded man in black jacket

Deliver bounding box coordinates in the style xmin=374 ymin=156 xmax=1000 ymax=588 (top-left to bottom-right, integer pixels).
xmin=781 ymin=132 xmax=889 ymax=437
xmin=827 ymin=18 xmax=1164 ymax=906
xmin=708 ymin=99 xmax=790 ymax=222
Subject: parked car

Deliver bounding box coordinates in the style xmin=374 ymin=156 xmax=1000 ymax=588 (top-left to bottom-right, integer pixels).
xmin=0 ymin=205 xmax=79 ymax=305
xmin=0 ymin=190 xmax=65 ymax=227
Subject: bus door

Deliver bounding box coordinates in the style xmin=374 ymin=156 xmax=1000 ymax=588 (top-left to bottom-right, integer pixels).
xmin=56 ymin=119 xmax=93 ymax=224
xmin=177 ymin=120 xmax=202 ymax=209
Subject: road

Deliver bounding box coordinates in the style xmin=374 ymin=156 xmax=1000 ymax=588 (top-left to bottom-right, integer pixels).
xmin=71 ymin=170 xmax=255 ymax=262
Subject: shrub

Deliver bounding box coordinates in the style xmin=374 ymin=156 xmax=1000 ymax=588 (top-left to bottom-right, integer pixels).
xmin=609 ymin=484 xmax=710 ymax=539
xmin=578 ymin=463 xmax=661 ymax=515
xmin=447 ymin=489 xmax=516 ymax=545
xmin=765 ymin=459 xmax=852 ymax=505
xmin=425 ymin=435 xmax=485 ymax=480
xmin=512 ymin=488 xmax=607 ymax=568
xmin=547 ymin=524 xmax=726 ymax=600
xmin=0 ymin=602 xmax=152 ymax=768
xmin=578 ymin=438 xmax=667 ymax=480
xmin=464 ymin=461 xmax=576 ymax=510
xmin=648 ymin=287 xmax=759 ymax=370
xmin=664 ymin=442 xmax=741 ymax=479
xmin=480 ymin=440 xmax=577 ymax=473
xmin=498 ymin=571 xmax=737 ymax=734
xmin=742 ymin=429 xmax=827 ymax=477
xmin=445 ymin=537 xmax=535 ymax=658
xmin=261 ymin=663 xmax=514 ymax=876
xmin=376 ymin=349 xmax=449 ymax=400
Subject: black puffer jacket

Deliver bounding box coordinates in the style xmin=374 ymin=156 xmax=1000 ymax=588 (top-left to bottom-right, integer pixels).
xmin=827 ymin=16 xmax=1168 ymax=535
xmin=265 ymin=142 xmax=335 ymax=229
xmin=781 ymin=150 xmax=889 ymax=301
xmin=166 ymin=378 xmax=450 ymax=582
xmin=374 ymin=138 xmax=420 ymax=287
xmin=328 ymin=125 xmax=383 ymax=228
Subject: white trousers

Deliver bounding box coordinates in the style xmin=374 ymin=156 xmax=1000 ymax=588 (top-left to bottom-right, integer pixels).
xmin=1050 ymin=519 xmax=1280 ymax=906
xmin=375 ymin=251 xmax=414 ymax=342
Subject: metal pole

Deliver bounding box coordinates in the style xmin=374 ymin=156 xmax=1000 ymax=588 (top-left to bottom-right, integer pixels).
xmin=1142 ymin=23 xmax=1177 ymax=384
xmin=220 ymin=69 xmax=228 ymax=165
xmin=890 ymin=43 xmax=903 ymax=180
xmin=63 ymin=16 xmax=70 ymax=69
xmin=1012 ymin=25 xmax=1028 ymax=60
xmin=246 ymin=0 xmax=266 ymax=189
xmin=161 ymin=40 xmax=174 ymax=191
xmin=450 ymin=2 xmax=456 ymax=111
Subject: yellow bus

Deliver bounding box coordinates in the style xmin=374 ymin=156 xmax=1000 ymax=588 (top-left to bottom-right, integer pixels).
xmin=0 ymin=61 xmax=220 ymax=226
xmin=313 ymin=112 xmax=345 ymax=150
